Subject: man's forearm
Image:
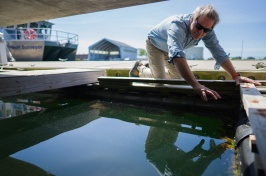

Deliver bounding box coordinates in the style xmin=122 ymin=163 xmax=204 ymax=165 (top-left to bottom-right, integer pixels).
xmin=221 ymin=60 xmax=237 ymax=77
xmin=173 ymin=57 xmax=222 ymax=101
xmin=172 ymin=57 xmax=200 ymax=88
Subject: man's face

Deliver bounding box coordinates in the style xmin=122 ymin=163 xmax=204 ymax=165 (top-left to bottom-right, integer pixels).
xmin=190 ymin=17 xmax=214 ymax=40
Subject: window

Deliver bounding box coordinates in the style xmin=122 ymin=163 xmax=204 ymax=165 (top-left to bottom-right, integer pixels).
xmin=110 ymin=51 xmax=119 ymax=55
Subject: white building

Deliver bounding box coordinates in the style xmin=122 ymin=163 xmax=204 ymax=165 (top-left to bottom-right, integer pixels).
xmin=184 ymin=47 xmax=203 ymax=60
xmin=88 ymin=38 xmax=137 ymax=61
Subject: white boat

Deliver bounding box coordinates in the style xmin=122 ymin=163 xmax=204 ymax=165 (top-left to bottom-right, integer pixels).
xmin=0 ymin=21 xmax=78 ymax=61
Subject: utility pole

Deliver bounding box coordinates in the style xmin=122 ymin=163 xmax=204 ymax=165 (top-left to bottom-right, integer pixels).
xmin=241 ymin=40 xmax=244 ymax=59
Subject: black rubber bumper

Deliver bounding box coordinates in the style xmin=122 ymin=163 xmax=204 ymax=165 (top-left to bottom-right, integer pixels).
xmin=234 ymin=110 xmax=255 ymax=176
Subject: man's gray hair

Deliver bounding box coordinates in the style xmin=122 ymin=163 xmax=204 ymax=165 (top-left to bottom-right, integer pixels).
xmin=192 ymin=4 xmax=220 ymax=27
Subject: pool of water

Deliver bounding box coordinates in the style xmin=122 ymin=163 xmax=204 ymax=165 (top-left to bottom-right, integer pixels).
xmin=0 ymin=92 xmax=237 ymax=176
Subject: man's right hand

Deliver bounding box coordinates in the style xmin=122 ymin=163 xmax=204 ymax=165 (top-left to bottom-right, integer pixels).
xmin=193 ymin=84 xmax=221 ymax=102
xmin=173 ymin=58 xmax=221 ymax=102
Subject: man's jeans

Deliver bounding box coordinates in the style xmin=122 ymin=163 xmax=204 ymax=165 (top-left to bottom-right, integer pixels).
xmin=139 ymin=39 xmax=182 ymax=79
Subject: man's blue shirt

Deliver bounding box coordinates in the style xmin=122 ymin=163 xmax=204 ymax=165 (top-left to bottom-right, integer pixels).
xmin=147 ymin=14 xmax=229 ymax=69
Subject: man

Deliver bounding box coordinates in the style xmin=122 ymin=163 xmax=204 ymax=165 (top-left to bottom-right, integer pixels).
xmin=129 ymin=4 xmax=261 ymax=101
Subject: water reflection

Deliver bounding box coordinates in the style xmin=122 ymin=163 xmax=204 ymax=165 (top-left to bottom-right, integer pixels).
xmin=145 ymin=127 xmax=227 ymax=175
xmin=0 ymin=99 xmax=43 ymax=119
xmin=0 ymin=92 xmax=77 ymax=119
xmin=99 ymin=101 xmax=235 ymax=175
xmin=0 ymin=93 xmax=100 ymax=158
xmin=0 ymin=95 xmax=235 ymax=175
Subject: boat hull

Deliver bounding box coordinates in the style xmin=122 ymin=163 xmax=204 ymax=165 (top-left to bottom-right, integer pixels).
xmin=6 ymin=40 xmax=77 ymax=61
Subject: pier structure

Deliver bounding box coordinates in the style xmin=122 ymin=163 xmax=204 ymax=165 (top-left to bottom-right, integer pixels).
xmin=0 ymin=0 xmax=265 ymax=174
xmin=0 ymin=60 xmax=266 ymax=175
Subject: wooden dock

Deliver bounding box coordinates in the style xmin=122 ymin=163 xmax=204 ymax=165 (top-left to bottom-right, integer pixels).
xmin=1 ymin=60 xmax=266 ymax=173
xmin=0 ymin=68 xmax=105 ymax=97
xmin=91 ymin=76 xmax=241 ymax=113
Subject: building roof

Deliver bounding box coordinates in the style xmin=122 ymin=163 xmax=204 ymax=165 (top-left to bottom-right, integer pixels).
xmin=89 ymin=38 xmax=136 ymax=50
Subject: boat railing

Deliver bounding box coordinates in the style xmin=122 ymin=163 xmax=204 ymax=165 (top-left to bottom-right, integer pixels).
xmin=0 ymin=28 xmax=78 ymax=45
xmin=50 ymin=30 xmax=78 ymax=45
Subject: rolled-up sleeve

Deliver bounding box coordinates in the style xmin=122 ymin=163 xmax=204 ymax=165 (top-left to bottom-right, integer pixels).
xmin=167 ymin=22 xmax=187 ymax=64
xmin=202 ymin=31 xmax=229 ymax=70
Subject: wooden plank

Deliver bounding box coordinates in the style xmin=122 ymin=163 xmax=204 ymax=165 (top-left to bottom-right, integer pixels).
xmin=0 ymin=68 xmax=103 ymax=78
xmin=240 ymin=83 xmax=266 ymax=172
xmin=98 ymin=76 xmax=241 ymax=98
xmin=105 ymin=68 xmax=266 ymax=81
xmin=98 ymin=76 xmax=238 ymax=91
xmin=0 ymin=69 xmax=105 ymax=97
xmin=100 ymin=82 xmax=236 ymax=97
xmin=193 ymin=70 xmax=266 ymax=81
xmin=240 ymin=83 xmax=266 ymax=114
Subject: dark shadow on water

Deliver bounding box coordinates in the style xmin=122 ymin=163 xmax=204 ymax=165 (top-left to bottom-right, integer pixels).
xmin=0 ymin=157 xmax=55 ymax=176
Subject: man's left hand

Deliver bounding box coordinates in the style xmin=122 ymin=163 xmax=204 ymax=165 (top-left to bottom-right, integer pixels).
xmin=234 ymin=76 xmax=261 ymax=86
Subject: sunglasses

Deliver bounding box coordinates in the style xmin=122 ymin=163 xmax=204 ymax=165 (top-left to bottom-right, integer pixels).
xmin=195 ymin=20 xmax=213 ymax=33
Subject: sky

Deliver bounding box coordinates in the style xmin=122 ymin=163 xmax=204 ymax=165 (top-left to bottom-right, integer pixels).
xmin=50 ymin=0 xmax=266 ymax=59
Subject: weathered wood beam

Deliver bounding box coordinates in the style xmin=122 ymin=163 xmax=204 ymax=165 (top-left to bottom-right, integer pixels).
xmin=98 ymin=76 xmax=237 ymax=89
xmin=240 ymin=83 xmax=266 ymax=173
xmin=0 ymin=69 xmax=104 ymax=97
xmin=97 ymin=76 xmax=240 ymax=97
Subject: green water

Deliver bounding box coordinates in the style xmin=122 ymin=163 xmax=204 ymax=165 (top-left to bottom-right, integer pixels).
xmin=0 ymin=92 xmax=237 ymax=176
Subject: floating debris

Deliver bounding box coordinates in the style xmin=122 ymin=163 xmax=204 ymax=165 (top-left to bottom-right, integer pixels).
xmin=89 ymin=101 xmax=106 ymax=110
